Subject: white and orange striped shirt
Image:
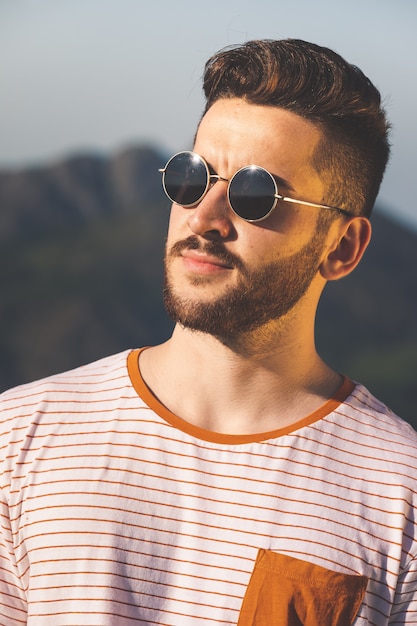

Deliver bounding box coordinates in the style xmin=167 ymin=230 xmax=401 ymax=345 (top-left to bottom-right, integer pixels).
xmin=0 ymin=348 xmax=416 ymax=625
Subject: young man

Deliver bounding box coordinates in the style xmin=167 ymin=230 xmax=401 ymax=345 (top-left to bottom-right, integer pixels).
xmin=1 ymin=39 xmax=416 ymax=625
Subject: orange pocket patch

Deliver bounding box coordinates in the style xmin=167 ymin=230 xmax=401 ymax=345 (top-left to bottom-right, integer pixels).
xmin=238 ymin=550 xmax=368 ymax=626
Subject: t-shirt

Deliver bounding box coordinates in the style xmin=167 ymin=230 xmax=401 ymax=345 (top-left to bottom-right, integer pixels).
xmin=0 ymin=348 xmax=416 ymax=625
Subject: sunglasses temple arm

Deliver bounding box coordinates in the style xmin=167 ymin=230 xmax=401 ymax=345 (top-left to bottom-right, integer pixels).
xmin=278 ymin=194 xmax=351 ymax=217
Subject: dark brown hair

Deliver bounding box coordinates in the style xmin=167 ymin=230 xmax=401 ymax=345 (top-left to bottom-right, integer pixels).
xmin=202 ymin=39 xmax=390 ymax=216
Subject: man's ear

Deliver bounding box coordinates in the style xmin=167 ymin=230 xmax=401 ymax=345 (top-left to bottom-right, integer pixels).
xmin=320 ymin=217 xmax=372 ymax=281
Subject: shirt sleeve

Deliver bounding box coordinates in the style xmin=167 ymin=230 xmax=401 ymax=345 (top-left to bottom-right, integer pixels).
xmin=0 ymin=488 xmax=27 ymax=625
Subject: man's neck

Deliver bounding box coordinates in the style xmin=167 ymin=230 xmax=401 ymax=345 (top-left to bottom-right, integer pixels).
xmin=138 ymin=324 xmax=342 ymax=436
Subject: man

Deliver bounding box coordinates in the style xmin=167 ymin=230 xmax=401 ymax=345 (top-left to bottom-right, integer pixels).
xmin=0 ymin=39 xmax=416 ymax=625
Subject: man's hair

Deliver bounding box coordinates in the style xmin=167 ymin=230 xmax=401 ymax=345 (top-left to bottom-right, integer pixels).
xmin=202 ymin=39 xmax=390 ymax=217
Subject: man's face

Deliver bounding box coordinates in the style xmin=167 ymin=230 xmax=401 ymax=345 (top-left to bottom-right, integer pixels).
xmin=163 ymin=98 xmax=331 ymax=338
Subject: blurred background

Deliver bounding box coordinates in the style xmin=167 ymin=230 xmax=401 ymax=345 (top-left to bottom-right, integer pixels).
xmin=1 ymin=0 xmax=416 ymax=427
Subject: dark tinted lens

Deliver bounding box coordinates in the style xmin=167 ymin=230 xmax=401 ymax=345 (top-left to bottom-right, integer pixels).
xmin=163 ymin=152 xmax=208 ymax=206
xmin=228 ymin=166 xmax=277 ymax=221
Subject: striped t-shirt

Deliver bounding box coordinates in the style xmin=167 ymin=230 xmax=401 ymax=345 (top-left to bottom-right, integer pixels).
xmin=0 ymin=348 xmax=416 ymax=625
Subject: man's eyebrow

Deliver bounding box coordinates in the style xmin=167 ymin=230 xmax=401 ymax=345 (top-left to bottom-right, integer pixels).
xmin=196 ymin=149 xmax=296 ymax=192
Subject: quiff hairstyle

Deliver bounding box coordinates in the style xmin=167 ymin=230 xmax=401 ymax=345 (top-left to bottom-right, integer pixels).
xmin=202 ymin=39 xmax=390 ymax=217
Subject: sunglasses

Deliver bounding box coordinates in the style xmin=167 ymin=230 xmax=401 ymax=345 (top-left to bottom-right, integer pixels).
xmin=159 ymin=151 xmax=351 ymax=223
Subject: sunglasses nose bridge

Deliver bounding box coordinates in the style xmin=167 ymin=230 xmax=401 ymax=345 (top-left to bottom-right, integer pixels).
xmin=199 ymin=173 xmax=230 ymax=208
xmin=208 ymin=173 xmax=228 ymax=188
xmin=186 ymin=175 xmax=235 ymax=238
xmin=206 ymin=174 xmax=231 ymax=209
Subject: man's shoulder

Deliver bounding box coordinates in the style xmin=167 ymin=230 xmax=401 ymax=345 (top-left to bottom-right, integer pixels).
xmin=342 ymin=380 xmax=417 ymax=453
xmin=0 ymin=349 xmax=134 ymax=412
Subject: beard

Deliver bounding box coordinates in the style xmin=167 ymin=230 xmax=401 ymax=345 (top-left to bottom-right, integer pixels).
xmin=163 ymin=223 xmax=328 ymax=338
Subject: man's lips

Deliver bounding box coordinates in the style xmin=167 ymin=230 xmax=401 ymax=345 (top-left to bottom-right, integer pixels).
xmin=168 ymin=235 xmax=246 ymax=275
xmin=180 ymin=249 xmax=234 ymax=273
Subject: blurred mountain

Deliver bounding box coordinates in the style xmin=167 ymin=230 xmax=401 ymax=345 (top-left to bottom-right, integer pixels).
xmin=0 ymin=146 xmax=416 ymax=428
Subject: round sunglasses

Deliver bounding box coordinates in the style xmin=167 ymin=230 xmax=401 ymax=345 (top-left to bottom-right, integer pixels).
xmin=159 ymin=151 xmax=351 ymax=222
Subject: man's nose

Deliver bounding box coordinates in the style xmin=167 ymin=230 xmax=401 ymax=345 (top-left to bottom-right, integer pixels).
xmin=186 ymin=180 xmax=236 ymax=240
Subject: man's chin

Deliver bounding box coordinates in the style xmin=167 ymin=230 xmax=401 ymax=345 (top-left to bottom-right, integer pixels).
xmin=163 ymin=289 xmax=264 ymax=337
xmin=163 ymin=279 xmax=233 ymax=309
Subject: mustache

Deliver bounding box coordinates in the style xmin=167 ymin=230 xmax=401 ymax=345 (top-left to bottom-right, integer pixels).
xmin=167 ymin=235 xmax=246 ymax=274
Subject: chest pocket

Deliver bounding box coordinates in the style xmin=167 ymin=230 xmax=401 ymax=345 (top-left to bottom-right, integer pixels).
xmin=238 ymin=550 xmax=368 ymax=626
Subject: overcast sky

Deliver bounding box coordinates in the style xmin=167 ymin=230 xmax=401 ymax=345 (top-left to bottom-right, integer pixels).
xmin=1 ymin=0 xmax=416 ymax=230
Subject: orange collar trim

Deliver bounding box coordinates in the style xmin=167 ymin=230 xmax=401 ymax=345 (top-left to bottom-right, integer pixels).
xmin=127 ymin=348 xmax=355 ymax=445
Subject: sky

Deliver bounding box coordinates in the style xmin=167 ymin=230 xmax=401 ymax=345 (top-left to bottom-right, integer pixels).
xmin=1 ymin=0 xmax=416 ymax=230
